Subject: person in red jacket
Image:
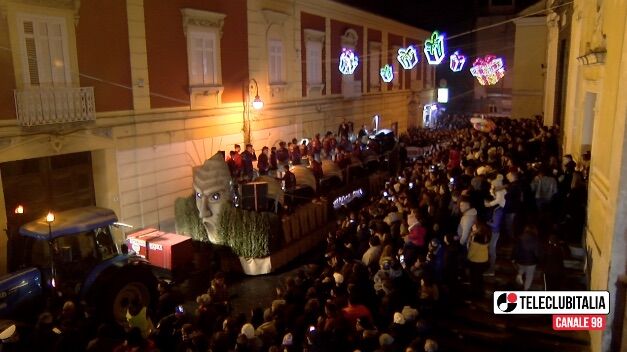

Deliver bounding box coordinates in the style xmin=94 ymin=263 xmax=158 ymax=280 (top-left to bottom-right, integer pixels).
xmin=232 ymin=144 xmax=243 ymax=178
xmin=404 ymin=210 xmax=427 ymax=263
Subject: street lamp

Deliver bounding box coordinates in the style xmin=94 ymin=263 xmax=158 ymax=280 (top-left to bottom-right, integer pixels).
xmin=249 ymin=78 xmax=263 ymax=110
xmin=46 ymin=211 xmax=56 ymax=288
xmin=243 ymin=78 xmax=264 ymax=144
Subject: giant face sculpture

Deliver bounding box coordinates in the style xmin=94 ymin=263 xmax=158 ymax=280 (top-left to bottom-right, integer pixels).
xmin=193 ymin=153 xmax=232 ymax=244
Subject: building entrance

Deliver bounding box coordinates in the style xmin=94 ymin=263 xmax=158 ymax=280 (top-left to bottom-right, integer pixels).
xmin=1 ymin=151 xmax=96 ymax=271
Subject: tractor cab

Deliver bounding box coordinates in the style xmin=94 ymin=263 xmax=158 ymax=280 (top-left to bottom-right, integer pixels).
xmin=1 ymin=206 xmax=157 ymax=324
xmin=18 ymin=207 xmax=121 ymax=297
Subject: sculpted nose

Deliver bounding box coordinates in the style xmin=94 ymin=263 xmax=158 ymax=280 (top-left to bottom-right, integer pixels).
xmin=200 ymin=197 xmax=212 ymax=217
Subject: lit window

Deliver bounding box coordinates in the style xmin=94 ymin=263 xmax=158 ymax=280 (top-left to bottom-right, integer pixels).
xmin=17 ymin=14 xmax=71 ymax=86
xmin=181 ymin=8 xmax=225 ymax=107
xmin=188 ymin=29 xmax=217 ymax=86
xmin=181 ymin=8 xmax=225 ymax=89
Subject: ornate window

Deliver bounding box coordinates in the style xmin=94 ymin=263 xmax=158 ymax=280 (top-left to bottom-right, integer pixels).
xmin=262 ymin=9 xmax=288 ymax=89
xmin=304 ymin=29 xmax=325 ymax=96
xmin=181 ymin=8 xmax=225 ymax=105
xmin=368 ymin=42 xmax=381 ymax=91
xmin=16 ymin=13 xmax=71 ymax=87
xmin=268 ymin=39 xmax=284 ymax=84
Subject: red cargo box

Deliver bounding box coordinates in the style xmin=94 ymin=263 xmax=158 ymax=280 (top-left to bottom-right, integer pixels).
xmin=127 ymin=228 xmax=193 ymax=271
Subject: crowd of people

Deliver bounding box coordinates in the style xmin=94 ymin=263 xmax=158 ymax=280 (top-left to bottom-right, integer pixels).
xmin=224 ymin=119 xmax=389 ymax=186
xmin=20 ymin=115 xmax=589 ymax=351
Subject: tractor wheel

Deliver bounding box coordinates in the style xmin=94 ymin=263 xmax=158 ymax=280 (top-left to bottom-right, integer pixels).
xmin=111 ymin=281 xmax=151 ymax=324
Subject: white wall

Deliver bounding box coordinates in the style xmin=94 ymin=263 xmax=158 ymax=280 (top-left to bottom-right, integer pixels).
xmin=116 ymin=133 xmax=240 ymax=231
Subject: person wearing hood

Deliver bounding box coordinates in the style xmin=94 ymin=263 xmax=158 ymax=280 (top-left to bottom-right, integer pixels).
xmin=457 ymin=196 xmax=477 ymax=247
xmin=467 ymin=222 xmax=490 ymax=298
xmin=484 ymin=174 xmax=506 ymax=276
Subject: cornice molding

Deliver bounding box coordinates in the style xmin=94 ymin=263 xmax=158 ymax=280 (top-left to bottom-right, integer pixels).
xmin=304 ymin=28 xmax=325 ymax=43
xmin=180 ymin=8 xmax=226 ymax=37
xmin=1 ymin=0 xmax=81 ymax=25
xmin=341 ymin=28 xmax=358 ymax=48
xmin=261 ymin=8 xmax=288 ymax=26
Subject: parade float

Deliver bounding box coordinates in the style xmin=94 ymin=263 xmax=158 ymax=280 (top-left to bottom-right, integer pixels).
xmin=174 ymin=138 xmax=392 ymax=275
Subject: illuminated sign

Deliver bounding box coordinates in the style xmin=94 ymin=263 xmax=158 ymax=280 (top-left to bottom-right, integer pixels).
xmin=424 ymin=31 xmax=445 ymax=65
xmin=437 ymin=88 xmax=449 ymax=103
xmin=339 ymin=48 xmax=359 ymax=75
xmin=397 ymin=45 xmax=419 ymax=69
xmin=449 ymin=50 xmax=466 ymax=72
xmin=129 ymin=238 xmax=163 ymax=251
xmin=380 ymin=64 xmax=394 ymax=83
xmin=470 ymin=55 xmax=506 ymax=85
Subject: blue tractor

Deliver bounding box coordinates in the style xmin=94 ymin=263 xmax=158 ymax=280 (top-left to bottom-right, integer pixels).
xmin=0 ymin=206 xmax=158 ymax=324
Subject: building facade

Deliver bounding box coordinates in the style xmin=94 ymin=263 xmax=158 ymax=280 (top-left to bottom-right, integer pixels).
xmin=472 ymin=0 xmax=518 ymax=115
xmin=511 ymin=2 xmax=546 ymax=119
xmin=0 ymin=0 xmax=434 ymax=274
xmin=546 ymin=0 xmax=627 ymax=350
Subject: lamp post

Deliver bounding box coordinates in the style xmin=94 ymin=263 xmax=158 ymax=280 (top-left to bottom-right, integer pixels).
xmin=5 ymin=205 xmax=24 ymax=272
xmin=243 ymin=78 xmax=263 ymax=144
xmin=46 ymin=211 xmax=56 ymax=288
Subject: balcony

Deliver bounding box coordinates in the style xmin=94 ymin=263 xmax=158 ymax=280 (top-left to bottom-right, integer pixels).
xmin=14 ymin=87 xmax=96 ymax=127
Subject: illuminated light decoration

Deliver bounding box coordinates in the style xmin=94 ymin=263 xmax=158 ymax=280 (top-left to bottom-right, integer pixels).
xmin=449 ymin=51 xmax=466 ymax=72
xmin=338 ymin=48 xmax=359 ymax=75
xmin=437 ymin=88 xmax=449 ymax=103
xmin=424 ymin=31 xmax=445 ymax=65
xmin=470 ymin=55 xmax=506 ymax=85
xmin=333 ymin=188 xmax=364 ymax=209
xmin=397 ymin=45 xmax=419 ymax=69
xmin=380 ymin=64 xmax=394 ymax=83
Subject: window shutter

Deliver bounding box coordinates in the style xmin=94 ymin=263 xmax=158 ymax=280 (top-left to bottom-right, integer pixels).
xmin=369 ymin=48 xmax=380 ymax=88
xmin=203 ymin=35 xmax=215 ymax=85
xmin=306 ymin=41 xmax=322 ymax=85
xmin=47 ymin=22 xmax=66 ymax=85
xmin=20 ymin=16 xmax=69 ymax=86
xmin=22 ymin=20 xmax=40 ymax=85
xmin=189 ymin=31 xmax=217 ymax=86
xmin=269 ymin=40 xmax=283 ymax=83
xmin=189 ymin=34 xmax=204 ymax=85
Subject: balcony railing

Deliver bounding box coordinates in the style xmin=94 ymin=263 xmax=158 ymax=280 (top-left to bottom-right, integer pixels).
xmin=14 ymin=87 xmax=96 ymax=127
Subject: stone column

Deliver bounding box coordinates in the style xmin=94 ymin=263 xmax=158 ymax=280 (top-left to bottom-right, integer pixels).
xmin=543 ymin=12 xmax=559 ymax=126
xmin=126 ymin=0 xmax=151 ymax=111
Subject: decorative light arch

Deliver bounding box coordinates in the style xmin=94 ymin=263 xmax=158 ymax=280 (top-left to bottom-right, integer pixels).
xmin=339 ymin=48 xmax=359 ymax=75
xmin=380 ymin=64 xmax=394 ymax=83
xmin=449 ymin=51 xmax=466 ymax=72
xmin=424 ymin=31 xmax=445 ymax=65
xmin=470 ymin=55 xmax=505 ymax=85
xmin=397 ymin=45 xmax=419 ymax=69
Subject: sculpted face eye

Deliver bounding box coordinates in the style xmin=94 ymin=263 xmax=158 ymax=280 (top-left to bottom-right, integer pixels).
xmin=210 ymin=192 xmax=221 ymax=202
xmin=196 ymin=192 xmax=202 ymax=199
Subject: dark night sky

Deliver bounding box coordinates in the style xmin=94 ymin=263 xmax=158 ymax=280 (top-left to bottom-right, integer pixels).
xmin=332 ymin=0 xmax=539 ymax=111
xmin=332 ymin=0 xmax=481 ymax=33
